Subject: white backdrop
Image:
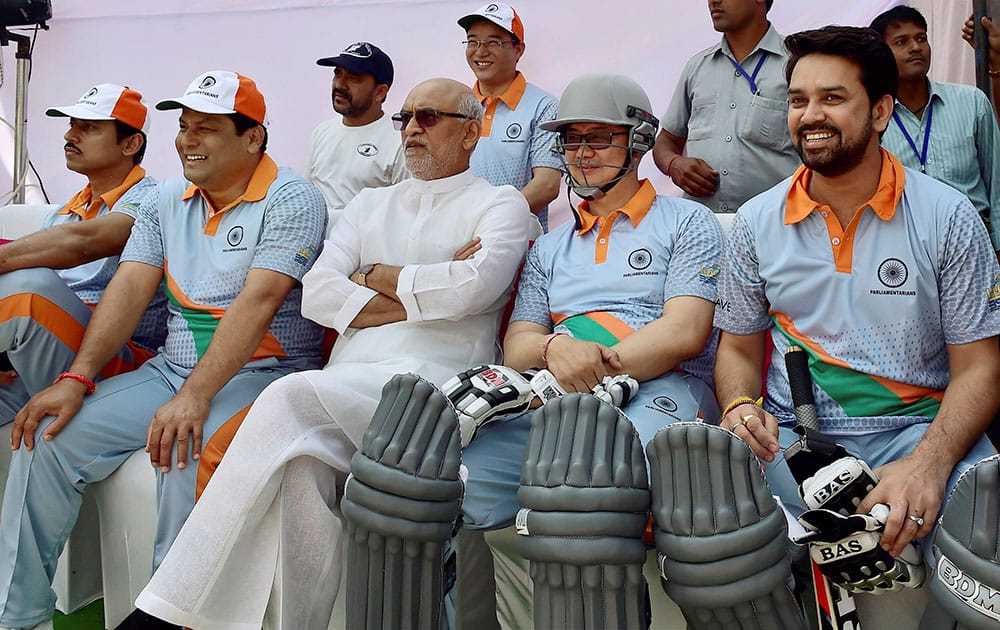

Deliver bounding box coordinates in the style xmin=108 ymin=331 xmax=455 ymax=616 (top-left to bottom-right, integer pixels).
xmin=0 ymin=0 xmax=981 ymax=227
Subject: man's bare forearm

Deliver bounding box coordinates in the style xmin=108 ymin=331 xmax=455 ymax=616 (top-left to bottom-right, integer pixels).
xmin=521 ymin=167 xmax=561 ymax=215
xmin=0 ymin=213 xmax=134 ymax=274
xmin=68 ymin=261 xmax=163 ymax=378
xmin=611 ymin=296 xmax=714 ymax=382
xmin=714 ymin=330 xmax=767 ymax=407
xmin=349 ymin=294 xmax=407 ymax=328
xmin=178 ymin=269 xmax=295 ymax=402
xmin=362 ymin=263 xmax=403 ymax=303
xmin=910 ymin=338 xmax=1000 ymax=468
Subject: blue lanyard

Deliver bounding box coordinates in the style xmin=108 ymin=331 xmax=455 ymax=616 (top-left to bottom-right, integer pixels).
xmin=728 ymin=51 xmax=769 ymax=94
xmin=891 ymin=101 xmax=933 ymax=172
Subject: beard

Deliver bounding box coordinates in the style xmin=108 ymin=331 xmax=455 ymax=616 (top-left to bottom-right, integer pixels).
xmin=332 ymin=90 xmax=373 ymax=118
xmin=405 ymin=151 xmax=436 ymax=179
xmin=794 ymin=115 xmax=873 ymax=178
xmin=405 ymin=145 xmax=463 ymax=180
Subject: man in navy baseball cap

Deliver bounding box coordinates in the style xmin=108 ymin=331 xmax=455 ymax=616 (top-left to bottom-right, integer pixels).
xmin=317 ymin=41 xmax=393 ymax=89
xmin=306 ymin=41 xmax=407 ymax=219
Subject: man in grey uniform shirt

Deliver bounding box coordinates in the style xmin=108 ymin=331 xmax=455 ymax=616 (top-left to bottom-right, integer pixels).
xmin=653 ymin=0 xmax=799 ymax=212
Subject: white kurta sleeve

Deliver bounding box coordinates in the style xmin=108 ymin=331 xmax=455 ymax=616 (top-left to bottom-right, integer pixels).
xmin=395 ymin=187 xmax=530 ymax=323
xmin=300 ymin=196 xmax=377 ymax=333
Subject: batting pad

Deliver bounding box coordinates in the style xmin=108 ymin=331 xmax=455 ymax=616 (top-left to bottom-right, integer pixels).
xmin=341 ymin=373 xmax=463 ymax=629
xmin=921 ymin=454 xmax=1000 ymax=630
xmin=647 ymin=423 xmax=805 ymax=629
xmin=516 ymin=393 xmax=651 ymax=629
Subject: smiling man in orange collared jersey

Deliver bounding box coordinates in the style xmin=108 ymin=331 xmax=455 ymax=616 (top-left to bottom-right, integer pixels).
xmin=0 ymin=70 xmax=327 ymax=630
xmin=459 ymin=2 xmax=560 ymax=231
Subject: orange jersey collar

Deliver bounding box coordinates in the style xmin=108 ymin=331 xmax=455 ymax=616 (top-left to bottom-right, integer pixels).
xmin=576 ymin=179 xmax=656 ymax=235
xmin=59 ymin=165 xmax=147 ymax=220
xmin=473 ymin=71 xmax=526 ymax=111
xmin=784 ymin=148 xmax=905 ymax=225
xmin=182 ymin=154 xmax=278 ymax=214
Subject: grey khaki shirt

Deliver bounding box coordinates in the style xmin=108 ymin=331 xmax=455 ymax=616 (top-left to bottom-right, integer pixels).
xmin=663 ymin=24 xmax=800 ymax=212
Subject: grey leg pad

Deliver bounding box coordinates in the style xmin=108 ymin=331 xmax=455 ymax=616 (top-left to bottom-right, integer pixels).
xmin=342 ymin=373 xmax=462 ymax=630
xmin=921 ymin=454 xmax=1000 ymax=630
xmin=516 ymin=393 xmax=650 ymax=629
xmin=646 ymin=422 xmax=804 ymax=630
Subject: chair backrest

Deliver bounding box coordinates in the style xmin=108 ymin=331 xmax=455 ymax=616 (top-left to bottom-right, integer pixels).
xmin=0 ymin=204 xmax=56 ymax=239
xmin=714 ymin=211 xmax=735 ymax=234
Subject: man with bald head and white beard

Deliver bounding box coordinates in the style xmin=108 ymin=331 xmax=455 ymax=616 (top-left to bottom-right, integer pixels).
xmin=134 ymin=77 xmax=534 ymax=630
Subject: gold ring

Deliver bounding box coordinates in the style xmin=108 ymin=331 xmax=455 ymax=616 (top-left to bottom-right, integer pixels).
xmin=739 ymin=414 xmax=754 ymax=427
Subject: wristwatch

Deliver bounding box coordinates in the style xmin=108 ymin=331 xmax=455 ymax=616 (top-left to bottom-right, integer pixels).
xmin=357 ymin=263 xmax=375 ymax=287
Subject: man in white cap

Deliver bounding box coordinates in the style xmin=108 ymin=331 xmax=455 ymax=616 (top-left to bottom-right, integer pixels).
xmin=306 ymin=41 xmax=407 ymax=223
xmin=458 ymin=2 xmax=561 ymax=230
xmin=0 ymin=70 xmax=328 ymax=630
xmin=0 ymin=83 xmax=164 ymax=424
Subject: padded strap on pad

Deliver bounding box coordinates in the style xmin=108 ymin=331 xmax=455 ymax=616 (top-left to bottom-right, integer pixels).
xmin=921 ymin=454 xmax=1000 ymax=630
xmin=646 ymin=422 xmax=805 ymax=629
xmin=516 ymin=393 xmax=651 ymax=629
xmin=342 ymin=373 xmax=462 ymax=630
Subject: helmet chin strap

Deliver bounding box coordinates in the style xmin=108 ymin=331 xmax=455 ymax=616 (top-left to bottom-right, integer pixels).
xmin=566 ymin=150 xmax=635 ymax=200
xmin=563 ymin=151 xmax=637 ymax=229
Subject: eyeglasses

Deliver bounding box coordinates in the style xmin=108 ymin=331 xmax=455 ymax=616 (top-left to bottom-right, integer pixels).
xmin=462 ymin=39 xmax=517 ymax=51
xmin=561 ymin=131 xmax=630 ymax=150
xmin=392 ymin=109 xmax=475 ymax=130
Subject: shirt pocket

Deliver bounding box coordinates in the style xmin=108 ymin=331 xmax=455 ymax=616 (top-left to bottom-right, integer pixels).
xmin=687 ymin=96 xmax=717 ymax=142
xmin=931 ymin=129 xmax=974 ymax=183
xmin=739 ymin=93 xmax=790 ymax=151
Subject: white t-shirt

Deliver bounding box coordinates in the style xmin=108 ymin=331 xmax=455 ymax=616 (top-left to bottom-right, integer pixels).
xmin=304 ymin=113 xmax=407 ymax=225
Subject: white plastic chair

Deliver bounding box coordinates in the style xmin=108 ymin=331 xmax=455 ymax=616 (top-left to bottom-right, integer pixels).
xmin=0 ymin=204 xmax=159 ymax=627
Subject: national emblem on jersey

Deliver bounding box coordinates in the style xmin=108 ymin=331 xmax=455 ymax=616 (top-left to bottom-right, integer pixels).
xmin=870 ymin=257 xmax=916 ymax=297
xmin=227 ymin=226 xmax=244 ymax=247
xmin=988 ymin=273 xmax=1000 ymax=313
xmin=627 ymin=248 xmax=652 ymax=270
xmin=505 ymin=123 xmax=523 ymax=140
xmin=877 ymin=258 xmax=908 ymax=288
xmin=294 ymin=245 xmax=316 ymax=267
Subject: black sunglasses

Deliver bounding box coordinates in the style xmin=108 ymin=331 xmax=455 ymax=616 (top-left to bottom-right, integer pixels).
xmin=392 ymin=109 xmax=474 ymax=130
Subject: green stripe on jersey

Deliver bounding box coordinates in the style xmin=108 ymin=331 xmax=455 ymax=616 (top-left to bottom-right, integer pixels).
xmin=165 ymin=283 xmax=218 ymax=360
xmin=559 ymin=314 xmax=621 ymax=347
xmin=772 ymin=318 xmax=941 ymax=418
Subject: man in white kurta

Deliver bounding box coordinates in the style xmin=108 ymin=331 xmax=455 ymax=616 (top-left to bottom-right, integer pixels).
xmin=135 ymin=78 xmax=533 ymax=630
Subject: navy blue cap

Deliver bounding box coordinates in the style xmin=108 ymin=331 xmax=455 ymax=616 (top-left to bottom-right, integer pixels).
xmin=317 ymin=42 xmax=394 ymax=87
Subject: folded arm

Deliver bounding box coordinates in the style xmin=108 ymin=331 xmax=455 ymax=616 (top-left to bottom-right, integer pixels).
xmin=0 ymin=212 xmax=135 ymax=273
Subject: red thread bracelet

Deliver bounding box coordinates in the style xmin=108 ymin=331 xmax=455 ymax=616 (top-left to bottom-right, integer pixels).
xmin=54 ymin=371 xmax=96 ymax=395
xmin=666 ymin=154 xmax=681 ymax=179
xmin=540 ymin=333 xmax=567 ymax=367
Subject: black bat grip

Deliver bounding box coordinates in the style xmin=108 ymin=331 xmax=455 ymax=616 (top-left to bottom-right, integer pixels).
xmin=784 ymin=345 xmax=819 ymax=431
